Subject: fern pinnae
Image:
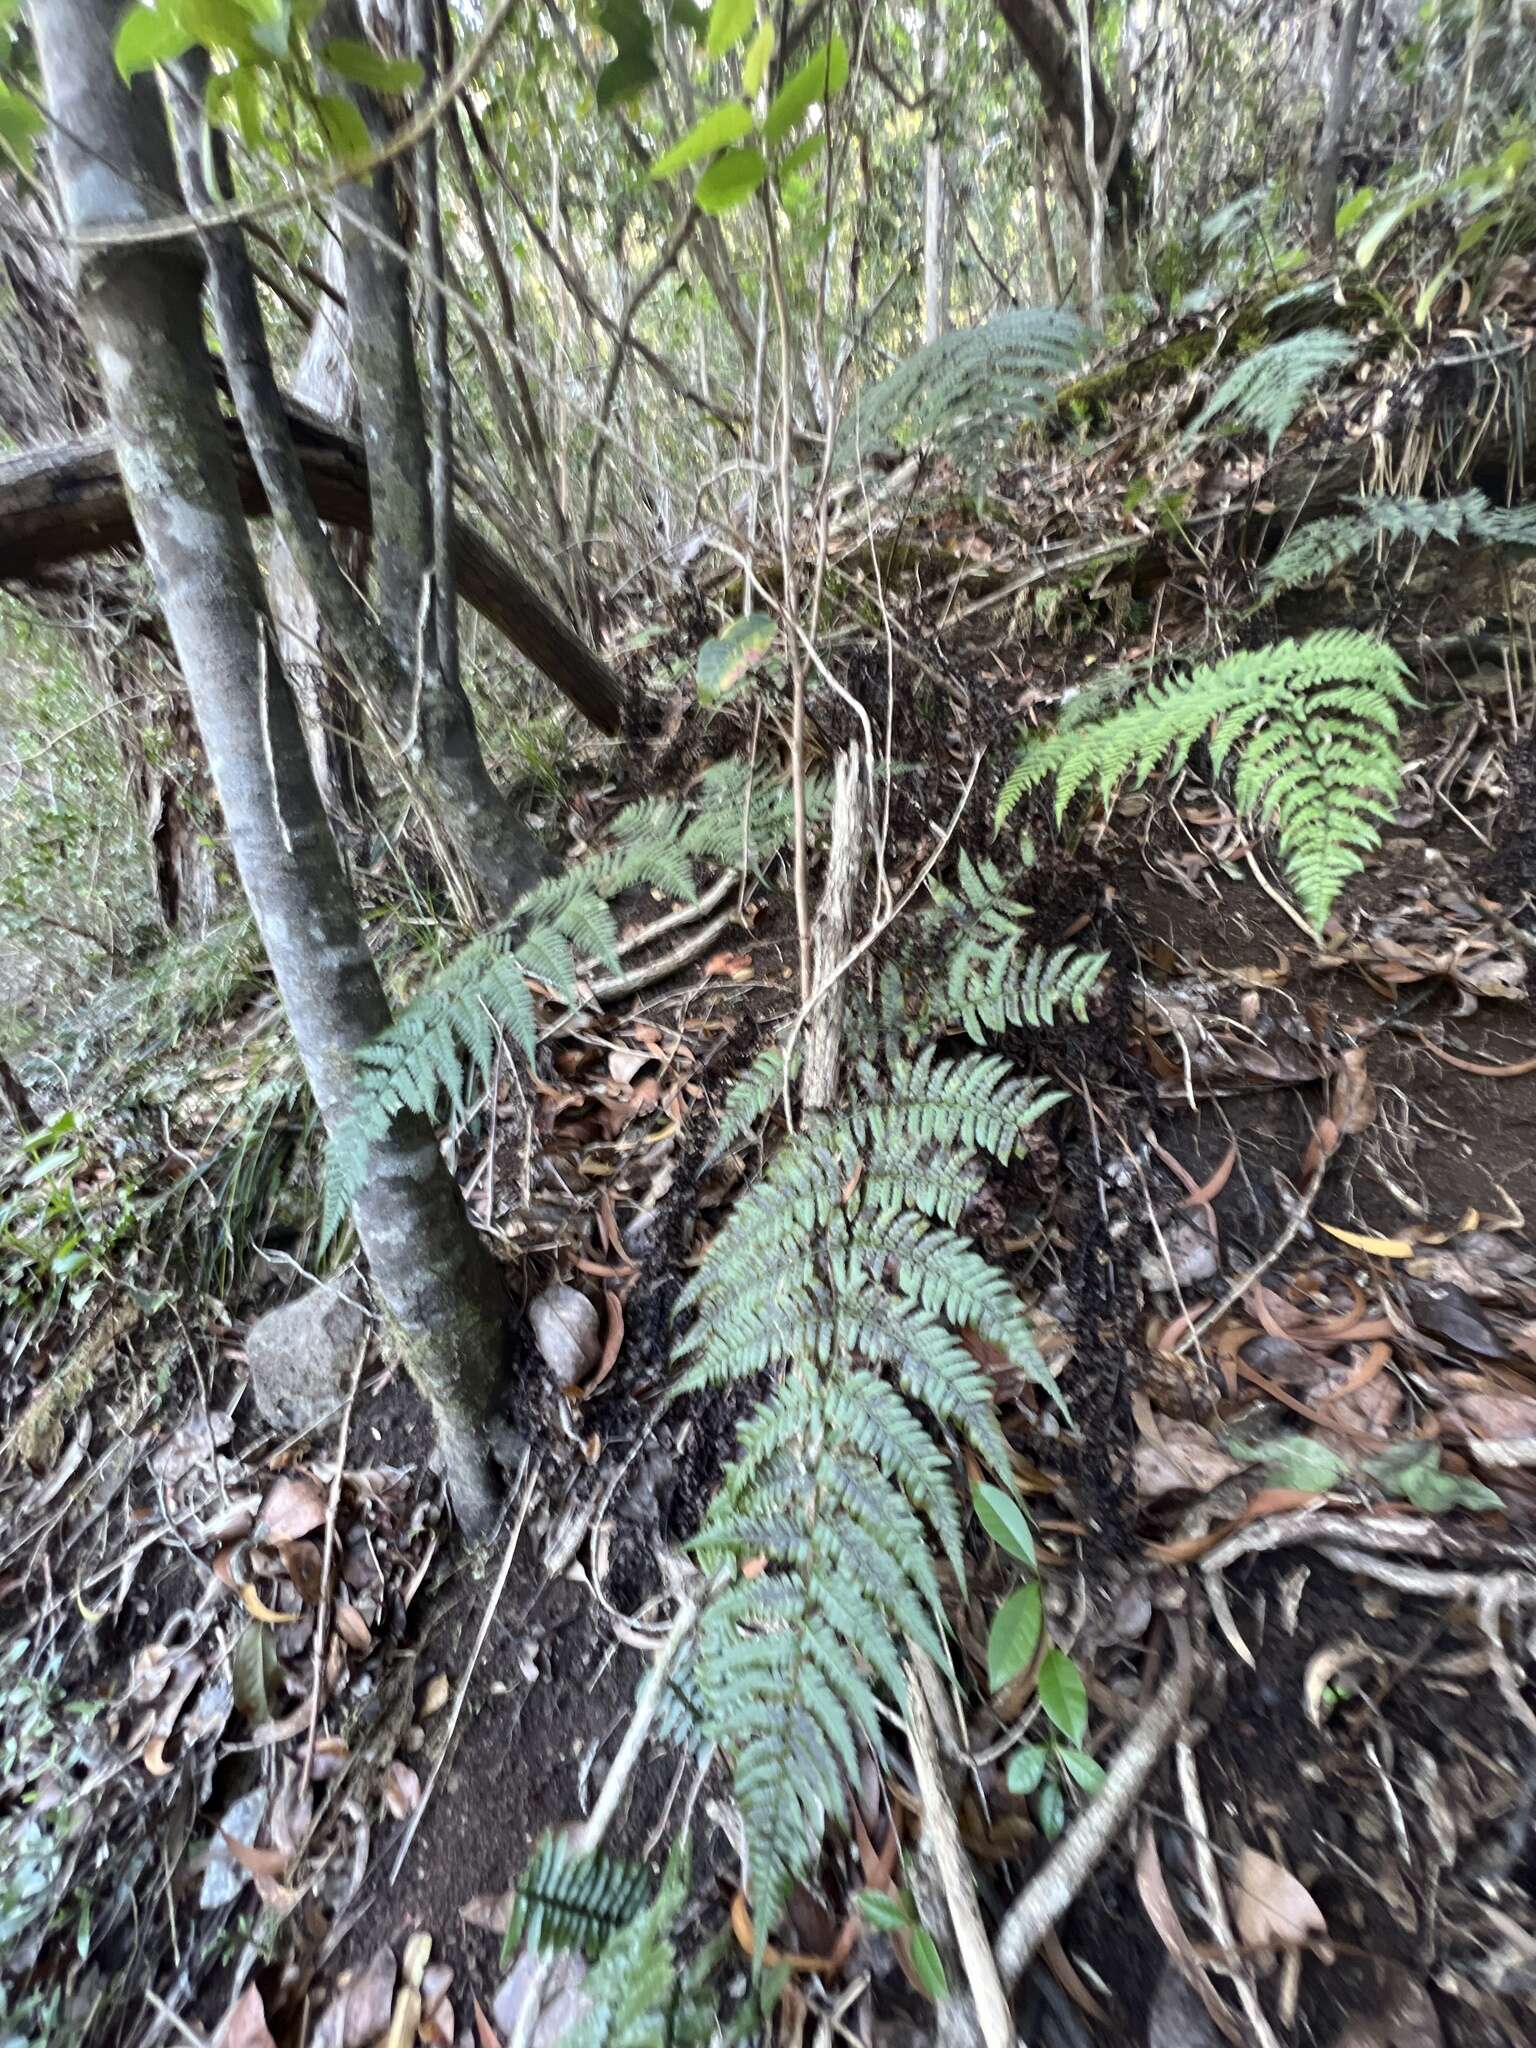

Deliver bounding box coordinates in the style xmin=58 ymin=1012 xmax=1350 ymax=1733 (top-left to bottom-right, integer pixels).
xmin=1188 ymin=329 xmax=1356 ymax=452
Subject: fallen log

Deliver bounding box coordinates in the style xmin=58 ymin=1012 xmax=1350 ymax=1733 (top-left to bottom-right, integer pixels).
xmin=0 ymin=406 xmax=625 ymax=735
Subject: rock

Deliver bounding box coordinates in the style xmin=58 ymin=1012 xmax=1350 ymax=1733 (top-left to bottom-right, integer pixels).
xmin=529 ymin=1281 xmax=601 ymax=1384
xmin=244 ymin=1285 xmax=368 ymax=1433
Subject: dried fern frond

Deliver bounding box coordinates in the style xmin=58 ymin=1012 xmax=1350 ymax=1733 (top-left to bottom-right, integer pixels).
xmin=997 ymin=630 xmax=1414 ymax=927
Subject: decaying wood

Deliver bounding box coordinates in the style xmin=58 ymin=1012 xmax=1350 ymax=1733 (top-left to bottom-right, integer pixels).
xmin=0 ymin=404 xmax=625 ymax=735
xmin=802 ymin=744 xmax=869 ymax=1112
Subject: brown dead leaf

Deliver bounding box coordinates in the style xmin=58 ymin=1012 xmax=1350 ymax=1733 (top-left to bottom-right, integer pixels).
xmin=419 ymin=1964 xmax=454 ymax=2046
xmin=1134 ymin=1416 xmax=1243 ymax=1503
xmin=472 ymin=2000 xmax=505 ymax=2048
xmin=311 ymin=1947 xmax=398 ymax=2048
xmin=461 ymin=1892 xmax=514 ymax=1937
xmin=220 ymin=1986 xmax=276 ymax=2048
xmin=703 ymin=950 xmax=753 ymax=980
xmin=257 ymin=1472 xmax=328 ymax=1543
xmin=279 ymin=1538 xmax=324 ymax=1605
xmin=334 ymin=1604 xmax=373 ymax=1655
xmin=383 ymin=1760 xmax=421 ymax=1820
xmin=1331 ymin=1047 xmax=1377 ymax=1138
xmin=1233 ymin=1847 xmax=1327 ymax=1958
xmin=1134 ymin=1823 xmax=1244 ymax=2045
xmin=420 ymin=1673 xmax=451 ymax=1719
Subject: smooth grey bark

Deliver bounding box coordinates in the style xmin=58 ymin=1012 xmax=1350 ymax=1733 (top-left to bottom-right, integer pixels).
xmin=922 ymin=0 xmax=950 ymax=343
xmin=317 ymin=0 xmax=549 ymax=917
xmin=35 ymin=0 xmax=509 ymax=1533
xmin=1314 ymin=0 xmax=1366 ymax=250
xmin=412 ymin=0 xmax=459 ymax=697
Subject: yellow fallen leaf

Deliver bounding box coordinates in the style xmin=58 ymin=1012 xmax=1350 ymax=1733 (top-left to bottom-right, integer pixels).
xmin=1318 ymin=1221 xmax=1413 ymax=1258
xmin=241 ymin=1584 xmax=291 ymax=1625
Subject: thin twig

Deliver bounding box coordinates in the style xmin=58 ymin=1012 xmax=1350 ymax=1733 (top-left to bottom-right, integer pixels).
xmin=302 ymin=1335 xmax=367 ymax=1785
xmin=389 ymin=1452 xmax=536 ymax=1883
xmin=1175 ymin=1741 xmax=1285 ymax=2048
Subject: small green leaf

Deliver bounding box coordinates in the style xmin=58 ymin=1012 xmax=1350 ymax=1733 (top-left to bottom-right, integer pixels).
xmin=705 ymin=0 xmax=752 ymax=61
xmin=1365 ymin=1442 xmax=1503 ymax=1515
xmin=972 ymin=1480 xmax=1036 ymax=1567
xmin=1005 ymin=1742 xmax=1049 ymax=1796
xmin=175 ymin=0 xmax=262 ymax=53
xmin=694 ymin=143 xmax=768 ymax=213
xmin=1037 ymin=1649 xmax=1088 ymax=1746
xmin=321 ymin=36 xmax=423 ymax=93
xmin=207 ymin=64 xmax=263 ymax=148
xmin=598 ymin=0 xmax=652 ymax=49
xmin=910 ymin=1925 xmax=949 ymax=2000
xmin=696 ymin=610 xmax=775 ymax=703
xmin=314 ymin=91 xmax=371 ymax=162
xmin=779 ymin=129 xmax=826 ymax=177
xmin=856 ymin=1889 xmax=912 ymax=1934
xmin=742 ymin=15 xmax=774 ymax=93
xmin=1059 ymin=1747 xmax=1107 ymax=1796
xmin=0 ymin=82 xmax=42 ymax=171
xmin=1334 ymin=186 xmax=1375 ymax=237
xmin=649 ymin=99 xmax=754 ymax=180
xmin=1036 ymin=1778 xmax=1066 ymax=1840
xmin=1231 ymin=1432 xmax=1346 ymax=1495
xmin=114 ymin=3 xmax=195 ymax=79
xmin=762 ymin=32 xmax=848 ymax=148
xmin=596 ymin=44 xmax=659 ymax=107
xmin=986 ymin=1582 xmax=1043 ymax=1693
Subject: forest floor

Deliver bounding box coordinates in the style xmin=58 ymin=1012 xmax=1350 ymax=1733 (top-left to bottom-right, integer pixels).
xmin=4 ymin=284 xmax=1536 ymax=2048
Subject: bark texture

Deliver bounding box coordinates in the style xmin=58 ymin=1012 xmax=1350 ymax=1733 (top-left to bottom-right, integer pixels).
xmin=1313 ymin=0 xmax=1366 ymax=251
xmin=997 ymin=0 xmax=1139 ymax=252
xmin=34 ymin=0 xmax=511 ymax=1531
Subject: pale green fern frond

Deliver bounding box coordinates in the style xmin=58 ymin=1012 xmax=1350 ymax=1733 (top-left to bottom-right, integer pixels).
xmin=831 ymin=308 xmax=1095 ymax=494
xmin=1263 ymin=487 xmax=1536 ymax=595
xmin=925 ymin=850 xmax=1106 ymax=1043
xmin=996 ymin=630 xmax=1413 ymax=927
xmin=706 ymin=1042 xmax=802 ymax=1164
xmin=675 ymin=1045 xmax=1059 ymax=1955
xmin=1189 ymin=330 xmax=1355 ymax=451
xmin=504 ymin=1835 xmax=650 ymax=1961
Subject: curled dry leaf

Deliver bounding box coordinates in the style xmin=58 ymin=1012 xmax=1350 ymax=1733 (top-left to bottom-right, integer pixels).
xmin=219 ymin=1985 xmax=277 ymax=2048
xmin=1233 ymin=1846 xmax=1327 ymax=1957
xmin=529 ymin=1282 xmax=602 ymax=1384
xmin=382 ymin=1759 xmax=421 ymax=1821
xmin=257 ymin=1471 xmax=329 ymax=1543
xmin=1134 ymin=1415 xmax=1243 ymax=1503
xmin=311 ymin=1947 xmax=399 ymax=2048
xmin=335 ymin=1603 xmax=374 ymax=1654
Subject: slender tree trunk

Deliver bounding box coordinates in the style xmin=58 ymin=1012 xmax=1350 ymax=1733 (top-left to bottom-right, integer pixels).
xmin=317 ymin=0 xmax=548 ymax=917
xmin=922 ymin=0 xmax=950 ymax=344
xmin=1075 ymin=0 xmax=1105 ymax=309
xmin=997 ymin=0 xmax=1140 ymax=250
xmin=35 ymin=0 xmax=511 ymax=1533
xmin=1314 ymin=0 xmax=1366 ymax=250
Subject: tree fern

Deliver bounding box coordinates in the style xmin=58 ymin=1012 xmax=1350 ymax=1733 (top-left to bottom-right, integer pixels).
xmin=1263 ymin=487 xmax=1536 ymax=595
xmin=924 ymin=850 xmax=1106 ymax=1043
xmin=831 ymin=308 xmax=1094 ymax=493
xmin=997 ymin=630 xmax=1414 ymax=927
xmin=674 ymin=1049 xmax=1061 ymax=1955
xmin=321 ymin=769 xmax=820 ymax=1245
xmin=1188 ymin=330 xmax=1355 ymax=451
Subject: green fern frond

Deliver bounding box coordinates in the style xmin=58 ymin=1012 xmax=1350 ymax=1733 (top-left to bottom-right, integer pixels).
xmin=831 ymin=308 xmax=1095 ymax=494
xmin=1189 ymin=330 xmax=1355 ymax=451
xmin=675 ymin=1043 xmax=1062 ymax=1956
xmin=997 ymin=630 xmax=1413 ymax=926
xmin=923 ymin=850 xmax=1106 ymax=1044
xmin=321 ymin=764 xmax=802 ymax=1245
xmin=1263 ymin=487 xmax=1536 ymax=595
xmin=706 ymin=1043 xmax=802 ymax=1164
xmin=503 ymin=1835 xmax=650 ymax=1962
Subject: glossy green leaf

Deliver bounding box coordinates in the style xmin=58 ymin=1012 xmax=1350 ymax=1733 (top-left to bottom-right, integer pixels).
xmin=856 ymin=1889 xmax=912 ymax=1934
xmin=206 ymin=65 xmax=263 ymax=148
xmin=705 ymin=0 xmax=752 ymax=61
xmin=1231 ymin=1432 xmax=1346 ymax=1495
xmin=1037 ymin=1649 xmax=1088 ymax=1746
xmin=649 ymin=100 xmax=754 ymax=180
xmin=0 ymin=82 xmax=42 ymax=171
xmin=780 ymin=130 xmax=826 ymax=177
xmin=696 ymin=610 xmax=774 ymax=702
xmin=1005 ymin=1742 xmax=1049 ymax=1796
xmin=321 ymin=36 xmax=422 ymax=93
xmin=742 ymin=15 xmax=774 ymax=94
xmin=596 ymin=44 xmax=659 ymax=108
xmin=1036 ymin=1778 xmax=1066 ymax=1840
xmin=114 ymin=4 xmax=195 ymax=79
xmin=910 ymin=1926 xmax=949 ymax=2000
xmin=177 ymin=0 xmax=263 ymax=53
xmin=986 ymin=1581 xmax=1043 ymax=1693
xmin=763 ymin=33 xmax=848 ymax=148
xmin=695 ymin=144 xmax=768 ymax=213
xmin=972 ymin=1480 xmax=1036 ymax=1567
xmin=1059 ymin=1746 xmax=1106 ymax=1796
xmin=314 ymin=91 xmax=371 ymax=163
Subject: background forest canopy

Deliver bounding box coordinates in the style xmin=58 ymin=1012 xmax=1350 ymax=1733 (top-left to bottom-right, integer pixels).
xmin=3 ymin=0 xmax=1536 ymax=2044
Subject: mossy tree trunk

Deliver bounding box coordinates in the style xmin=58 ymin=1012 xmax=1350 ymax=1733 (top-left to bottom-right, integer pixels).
xmin=33 ymin=0 xmax=510 ymax=1534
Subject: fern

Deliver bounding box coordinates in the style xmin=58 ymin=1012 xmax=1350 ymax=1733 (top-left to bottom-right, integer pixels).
xmin=321 ymin=768 xmax=818 ymax=1245
xmin=1188 ymin=330 xmax=1355 ymax=451
xmin=503 ymin=1836 xmax=650 ymax=1962
xmin=1262 ymin=486 xmax=1536 ymax=595
xmin=831 ymin=308 xmax=1094 ymax=494
xmin=706 ymin=1042 xmax=801 ymax=1164
xmin=925 ymin=850 xmax=1106 ymax=1044
xmin=674 ymin=1049 xmax=1061 ymax=1954
xmin=997 ymin=630 xmax=1414 ymax=927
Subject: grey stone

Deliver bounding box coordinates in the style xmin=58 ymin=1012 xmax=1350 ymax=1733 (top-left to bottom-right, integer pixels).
xmin=245 ymin=1284 xmax=368 ymax=1433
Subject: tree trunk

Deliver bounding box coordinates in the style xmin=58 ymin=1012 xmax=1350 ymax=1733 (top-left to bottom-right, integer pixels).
xmin=317 ymin=0 xmax=550 ymax=917
xmin=997 ymin=0 xmax=1140 ymax=253
xmin=1313 ymin=0 xmax=1366 ymax=251
xmin=922 ymin=0 xmax=950 ymax=344
xmin=34 ymin=0 xmax=511 ymax=1533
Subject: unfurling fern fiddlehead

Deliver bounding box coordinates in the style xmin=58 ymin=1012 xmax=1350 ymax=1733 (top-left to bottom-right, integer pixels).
xmin=674 ymin=1047 xmax=1062 ymax=1955
xmin=996 ymin=629 xmax=1414 ymax=927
